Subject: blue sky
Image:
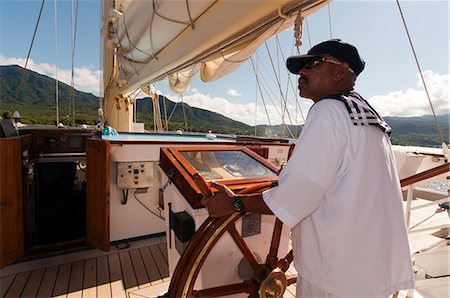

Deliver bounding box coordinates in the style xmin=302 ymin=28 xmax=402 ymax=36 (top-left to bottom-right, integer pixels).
xmin=1 ymin=0 xmax=448 ymax=126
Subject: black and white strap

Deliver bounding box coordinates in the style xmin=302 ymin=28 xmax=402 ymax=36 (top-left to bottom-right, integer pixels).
xmin=328 ymin=91 xmax=392 ymax=135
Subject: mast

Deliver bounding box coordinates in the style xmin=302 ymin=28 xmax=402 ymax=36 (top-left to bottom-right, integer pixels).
xmin=102 ymin=0 xmax=133 ymax=132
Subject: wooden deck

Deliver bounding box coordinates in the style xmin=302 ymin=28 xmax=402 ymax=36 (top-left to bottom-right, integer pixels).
xmin=0 ymin=236 xmax=169 ymax=298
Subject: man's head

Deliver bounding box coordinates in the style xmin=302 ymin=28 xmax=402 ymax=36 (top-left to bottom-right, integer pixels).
xmin=286 ymin=39 xmax=365 ymax=101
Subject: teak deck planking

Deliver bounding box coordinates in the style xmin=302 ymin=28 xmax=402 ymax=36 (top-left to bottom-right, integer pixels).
xmin=0 ymin=237 xmax=168 ymax=298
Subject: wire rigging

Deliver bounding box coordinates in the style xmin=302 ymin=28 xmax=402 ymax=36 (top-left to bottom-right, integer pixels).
xmin=13 ymin=0 xmax=46 ymax=114
xmin=54 ymin=0 xmax=59 ymax=125
xmin=395 ymin=0 xmax=446 ymax=148
xmin=327 ymin=4 xmax=333 ymax=39
xmin=69 ymin=0 xmax=79 ymax=126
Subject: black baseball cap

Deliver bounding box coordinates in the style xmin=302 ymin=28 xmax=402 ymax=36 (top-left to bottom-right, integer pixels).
xmin=286 ymin=39 xmax=365 ymax=76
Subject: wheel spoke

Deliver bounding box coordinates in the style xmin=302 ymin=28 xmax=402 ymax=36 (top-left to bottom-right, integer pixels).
xmin=265 ymin=218 xmax=283 ymax=269
xmin=286 ymin=275 xmax=297 ymax=286
xmin=277 ymin=249 xmax=294 ymax=272
xmin=193 ymin=280 xmax=258 ymax=297
xmin=227 ymin=224 xmax=265 ymax=277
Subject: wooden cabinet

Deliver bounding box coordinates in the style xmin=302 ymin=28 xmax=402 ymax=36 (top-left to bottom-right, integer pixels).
xmin=0 ymin=137 xmax=24 ymax=268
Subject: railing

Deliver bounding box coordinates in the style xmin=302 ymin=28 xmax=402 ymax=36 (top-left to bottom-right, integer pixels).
xmin=400 ymin=162 xmax=449 ymax=233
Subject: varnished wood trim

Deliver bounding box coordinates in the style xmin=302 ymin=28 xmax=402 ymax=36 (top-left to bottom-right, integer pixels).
xmin=400 ymin=162 xmax=449 ymax=187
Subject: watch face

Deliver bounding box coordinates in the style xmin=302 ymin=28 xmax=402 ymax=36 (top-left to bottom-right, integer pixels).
xmin=232 ymin=196 xmax=244 ymax=213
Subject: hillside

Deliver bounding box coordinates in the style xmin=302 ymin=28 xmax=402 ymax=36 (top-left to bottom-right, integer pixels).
xmin=0 ymin=65 xmax=448 ymax=146
xmin=0 ymin=65 xmax=99 ymax=125
xmin=0 ymin=65 xmax=251 ymax=134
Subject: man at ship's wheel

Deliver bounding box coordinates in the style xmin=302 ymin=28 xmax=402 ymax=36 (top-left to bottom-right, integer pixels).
xmin=203 ymin=39 xmax=414 ymax=298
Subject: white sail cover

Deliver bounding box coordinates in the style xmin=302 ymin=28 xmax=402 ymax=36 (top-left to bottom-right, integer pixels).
xmin=104 ymin=0 xmax=330 ymax=95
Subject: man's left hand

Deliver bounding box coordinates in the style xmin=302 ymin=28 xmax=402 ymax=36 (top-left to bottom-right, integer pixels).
xmin=201 ymin=181 xmax=235 ymax=217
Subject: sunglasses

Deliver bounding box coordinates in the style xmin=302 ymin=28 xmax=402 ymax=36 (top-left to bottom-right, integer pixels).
xmin=303 ymin=57 xmax=355 ymax=74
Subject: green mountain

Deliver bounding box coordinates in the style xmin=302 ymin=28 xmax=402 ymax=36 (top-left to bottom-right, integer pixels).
xmin=0 ymin=65 xmax=251 ymax=134
xmin=0 ymin=65 xmax=448 ymax=146
xmin=0 ymin=65 xmax=99 ymax=125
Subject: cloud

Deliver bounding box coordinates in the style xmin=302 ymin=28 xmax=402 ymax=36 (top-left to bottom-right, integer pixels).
xmin=163 ymin=92 xmax=310 ymax=128
xmin=226 ymin=88 xmax=242 ymax=97
xmin=163 ymin=70 xmax=448 ymax=127
xmin=0 ymin=55 xmax=102 ymax=96
xmin=368 ymin=71 xmax=449 ymax=117
xmin=2 ymin=54 xmax=447 ymax=123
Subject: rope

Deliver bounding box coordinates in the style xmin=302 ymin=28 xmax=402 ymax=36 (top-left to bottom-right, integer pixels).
xmin=152 ymin=0 xmax=192 ymax=26
xmin=327 ymin=3 xmax=333 ymax=39
xmin=121 ymin=12 xmax=155 ymax=61
xmin=13 ymin=0 xmax=46 ymax=113
xmin=409 ymin=205 xmax=447 ymax=230
xmin=275 ymin=36 xmax=306 ymax=133
xmin=395 ymin=0 xmax=446 ymax=147
xmin=264 ymin=41 xmax=295 ymax=138
xmin=70 ymin=0 xmax=79 ymax=126
xmin=185 ymin=0 xmax=195 ymax=29
xmin=250 ymin=52 xmax=299 ymax=138
xmin=305 ymin=19 xmax=312 ymax=49
xmin=254 ymin=72 xmax=259 ymax=135
xmin=250 ymin=57 xmax=273 ymax=133
xmin=293 ymin=11 xmax=303 ymax=54
xmin=180 ymin=94 xmax=189 ymax=131
xmin=54 ymin=0 xmax=59 ymax=125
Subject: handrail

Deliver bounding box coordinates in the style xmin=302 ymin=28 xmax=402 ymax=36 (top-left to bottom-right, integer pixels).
xmin=400 ymin=162 xmax=449 ymax=188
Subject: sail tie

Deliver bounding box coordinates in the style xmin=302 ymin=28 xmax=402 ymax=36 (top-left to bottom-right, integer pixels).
xmin=293 ymin=11 xmax=303 ymax=54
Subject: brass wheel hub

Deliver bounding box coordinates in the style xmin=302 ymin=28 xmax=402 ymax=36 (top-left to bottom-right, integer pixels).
xmin=258 ymin=268 xmax=287 ymax=298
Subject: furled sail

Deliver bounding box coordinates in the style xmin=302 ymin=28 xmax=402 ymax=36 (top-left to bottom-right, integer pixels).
xmin=102 ymin=0 xmax=330 ymax=132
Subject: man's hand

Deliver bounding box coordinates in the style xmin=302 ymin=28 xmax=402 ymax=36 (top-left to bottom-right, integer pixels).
xmin=201 ymin=181 xmax=236 ymax=217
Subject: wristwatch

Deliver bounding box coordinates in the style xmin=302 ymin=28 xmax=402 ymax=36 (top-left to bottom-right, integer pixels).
xmin=232 ymin=195 xmax=245 ymax=213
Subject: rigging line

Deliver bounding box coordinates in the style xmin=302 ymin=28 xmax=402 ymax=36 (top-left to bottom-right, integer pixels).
xmin=327 ymin=4 xmax=333 ymax=39
xmin=118 ymin=15 xmax=146 ymax=78
xmin=252 ymin=52 xmax=283 ymax=100
xmin=264 ymin=42 xmax=285 ymax=113
xmin=254 ymin=68 xmax=293 ymax=134
xmin=262 ymin=39 xmax=297 ymax=138
xmin=121 ymin=12 xmax=156 ymax=61
xmin=275 ymin=36 xmax=305 ymax=130
xmin=276 ymin=36 xmax=303 ymax=137
xmin=251 ymin=57 xmax=293 ymax=135
xmin=305 ymin=19 xmax=312 ymax=49
xmin=180 ymin=94 xmax=189 ymax=131
xmin=162 ymin=93 xmax=168 ymax=131
xmin=152 ymin=0 xmax=192 ymax=26
xmin=54 ymin=0 xmax=59 ymax=125
xmin=254 ymin=53 xmax=259 ymax=136
xmin=185 ymin=0 xmax=195 ymax=29
xmin=70 ymin=0 xmax=79 ymax=126
xmin=158 ymin=84 xmax=169 ymax=131
xmin=250 ymin=57 xmax=273 ymax=131
xmin=166 ymin=97 xmax=180 ymax=125
xmin=13 ymin=0 xmax=46 ymax=113
xmin=395 ymin=0 xmax=446 ymax=146
xmin=285 ymin=30 xmax=307 ymax=127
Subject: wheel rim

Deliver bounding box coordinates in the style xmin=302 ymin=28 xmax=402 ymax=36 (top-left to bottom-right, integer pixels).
xmin=167 ymin=181 xmax=297 ymax=297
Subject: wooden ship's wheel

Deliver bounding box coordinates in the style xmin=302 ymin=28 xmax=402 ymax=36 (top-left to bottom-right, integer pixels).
xmin=166 ymin=181 xmax=297 ymax=298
